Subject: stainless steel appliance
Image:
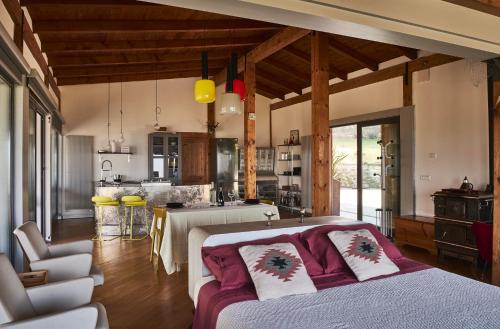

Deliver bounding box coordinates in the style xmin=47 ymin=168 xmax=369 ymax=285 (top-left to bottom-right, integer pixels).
xmin=210 ymin=138 xmax=239 ymax=201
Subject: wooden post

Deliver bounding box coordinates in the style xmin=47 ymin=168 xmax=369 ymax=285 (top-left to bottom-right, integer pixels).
xmin=311 ymin=31 xmax=331 ymax=216
xmin=244 ymin=59 xmax=257 ymax=199
xmin=493 ymin=81 xmax=500 ymax=286
xmin=403 ymin=62 xmax=413 ymax=106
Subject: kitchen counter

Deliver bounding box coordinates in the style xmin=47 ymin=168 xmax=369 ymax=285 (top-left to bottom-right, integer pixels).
xmin=94 ymin=183 xmax=210 ymax=235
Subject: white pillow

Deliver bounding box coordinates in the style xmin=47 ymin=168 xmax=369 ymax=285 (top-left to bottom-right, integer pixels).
xmin=238 ymin=243 xmax=317 ymax=301
xmin=328 ymin=229 xmax=399 ymax=281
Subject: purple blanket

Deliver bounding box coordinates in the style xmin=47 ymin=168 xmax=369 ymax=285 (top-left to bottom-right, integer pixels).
xmin=193 ymin=258 xmax=431 ymax=329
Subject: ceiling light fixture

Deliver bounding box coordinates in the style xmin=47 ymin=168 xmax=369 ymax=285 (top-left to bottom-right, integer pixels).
xmin=194 ymin=51 xmax=215 ymax=103
xmin=154 ymin=74 xmax=161 ymax=131
xmin=220 ymin=52 xmax=242 ymax=115
xmin=118 ymin=80 xmax=125 ymax=144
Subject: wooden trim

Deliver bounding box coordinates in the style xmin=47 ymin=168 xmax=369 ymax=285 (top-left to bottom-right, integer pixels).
xmin=2 ymin=0 xmax=22 ymax=25
xmin=311 ymin=31 xmax=331 ymax=216
xmin=493 ymin=80 xmax=500 ymax=286
xmin=32 ymin=19 xmax=281 ymax=33
xmin=244 ymin=59 xmax=257 ymax=199
xmin=328 ymin=38 xmax=378 ymax=71
xmin=270 ymin=54 xmax=460 ymax=111
xmin=213 ymin=27 xmax=310 ymax=85
xmin=396 ymin=46 xmax=418 ymax=60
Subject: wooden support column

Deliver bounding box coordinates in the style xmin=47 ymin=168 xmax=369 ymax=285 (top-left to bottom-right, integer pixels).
xmin=493 ymin=81 xmax=500 ymax=286
xmin=244 ymin=59 xmax=257 ymax=199
xmin=403 ymin=62 xmax=413 ymax=106
xmin=311 ymin=31 xmax=331 ymax=216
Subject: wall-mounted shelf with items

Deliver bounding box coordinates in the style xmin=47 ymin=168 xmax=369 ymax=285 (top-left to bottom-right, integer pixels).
xmin=276 ymin=144 xmax=302 ymax=212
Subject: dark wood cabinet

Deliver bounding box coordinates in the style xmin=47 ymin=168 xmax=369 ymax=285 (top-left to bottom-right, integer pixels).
xmin=432 ymin=190 xmax=493 ymax=264
xmin=395 ymin=216 xmax=435 ymax=254
xmin=180 ymin=132 xmax=209 ymax=185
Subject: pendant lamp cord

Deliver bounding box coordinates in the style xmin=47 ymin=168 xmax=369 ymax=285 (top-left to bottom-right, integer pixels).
xmin=155 ymin=75 xmax=158 ymax=122
xmin=120 ymin=81 xmax=123 ymax=136
xmin=107 ymin=80 xmax=110 ymax=145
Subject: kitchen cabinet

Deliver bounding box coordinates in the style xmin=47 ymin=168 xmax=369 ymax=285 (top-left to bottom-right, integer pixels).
xmin=148 ymin=133 xmax=181 ymax=184
xmin=180 ymin=132 xmax=209 ymax=185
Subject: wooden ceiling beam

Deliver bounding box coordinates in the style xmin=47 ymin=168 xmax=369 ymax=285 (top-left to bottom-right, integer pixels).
xmin=270 ymin=54 xmax=460 ymax=111
xmin=47 ymin=49 xmax=241 ymax=67
xmin=395 ymin=46 xmax=419 ymax=60
xmin=42 ymin=37 xmax=265 ymax=55
xmin=32 ymin=19 xmax=281 ymax=33
xmin=328 ymin=39 xmax=379 ymax=71
xmin=256 ymin=88 xmax=279 ymax=100
xmin=257 ymin=73 xmax=300 ymax=96
xmin=213 ymin=27 xmax=310 ymax=85
xmin=282 ymin=46 xmax=348 ymax=80
xmin=21 ymin=0 xmax=143 ymax=4
xmin=53 ymin=60 xmax=227 ymax=78
xmin=257 ymin=67 xmax=304 ymax=95
xmin=256 ymin=83 xmax=284 ymax=100
xmin=57 ymin=68 xmax=219 ymax=86
xmin=262 ymin=58 xmax=310 ymax=84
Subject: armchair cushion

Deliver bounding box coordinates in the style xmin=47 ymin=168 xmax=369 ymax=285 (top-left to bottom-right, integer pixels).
xmin=48 ymin=240 xmax=94 ymax=258
xmin=1 ymin=305 xmax=99 ymax=329
xmin=13 ymin=222 xmax=49 ymax=262
xmin=26 ymin=277 xmax=94 ymax=315
xmin=29 ymin=254 xmax=92 ymax=283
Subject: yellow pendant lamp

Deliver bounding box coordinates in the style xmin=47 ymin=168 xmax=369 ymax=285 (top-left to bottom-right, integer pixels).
xmin=194 ymin=51 xmax=215 ymax=103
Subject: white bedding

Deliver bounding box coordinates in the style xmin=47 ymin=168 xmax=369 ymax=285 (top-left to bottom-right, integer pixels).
xmin=215 ymin=268 xmax=500 ymax=329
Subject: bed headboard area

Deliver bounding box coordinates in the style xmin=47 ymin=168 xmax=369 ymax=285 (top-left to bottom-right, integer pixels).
xmin=187 ymin=216 xmax=358 ymax=300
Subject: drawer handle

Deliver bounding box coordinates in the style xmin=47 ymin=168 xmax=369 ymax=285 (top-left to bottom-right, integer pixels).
xmin=441 ymin=231 xmax=447 ymax=240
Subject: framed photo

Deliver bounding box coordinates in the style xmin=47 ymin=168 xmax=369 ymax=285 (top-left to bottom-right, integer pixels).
xmin=289 ymin=129 xmax=300 ymax=145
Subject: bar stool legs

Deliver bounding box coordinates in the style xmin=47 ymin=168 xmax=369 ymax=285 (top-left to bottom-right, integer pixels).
xmin=91 ymin=196 xmax=121 ymax=242
xmin=121 ymin=196 xmax=149 ymax=241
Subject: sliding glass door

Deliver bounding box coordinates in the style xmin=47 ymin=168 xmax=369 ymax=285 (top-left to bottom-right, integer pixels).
xmin=332 ymin=118 xmax=400 ymax=224
xmin=0 ymin=76 xmax=12 ymax=256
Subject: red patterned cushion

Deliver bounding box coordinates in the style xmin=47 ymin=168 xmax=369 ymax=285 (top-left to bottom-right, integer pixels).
xmin=300 ymin=223 xmax=402 ymax=274
xmin=202 ymin=233 xmax=324 ymax=290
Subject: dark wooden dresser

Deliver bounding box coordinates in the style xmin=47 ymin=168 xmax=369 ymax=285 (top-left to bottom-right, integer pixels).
xmin=432 ymin=189 xmax=493 ymax=264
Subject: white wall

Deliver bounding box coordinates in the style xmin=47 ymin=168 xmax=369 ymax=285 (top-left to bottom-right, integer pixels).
xmin=271 ymin=59 xmax=488 ymax=217
xmin=62 ymin=78 xmax=271 ymax=182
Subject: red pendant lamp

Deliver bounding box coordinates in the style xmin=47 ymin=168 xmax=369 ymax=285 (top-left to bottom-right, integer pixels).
xmin=233 ymin=56 xmax=246 ymax=101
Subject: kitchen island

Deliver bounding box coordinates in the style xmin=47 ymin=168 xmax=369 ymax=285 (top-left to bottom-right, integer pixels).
xmin=94 ymin=182 xmax=210 ymax=235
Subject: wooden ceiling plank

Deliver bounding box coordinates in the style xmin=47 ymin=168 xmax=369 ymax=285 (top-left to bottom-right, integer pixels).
xmin=258 ymin=73 xmax=299 ymax=95
xmin=213 ymin=27 xmax=310 ymax=85
xmin=270 ymin=54 xmax=459 ymax=111
xmin=57 ymin=68 xmax=219 ymax=85
xmin=328 ymin=38 xmax=379 ymax=71
xmin=32 ymin=19 xmax=281 ymax=33
xmin=257 ymin=67 xmax=304 ymax=94
xmin=256 ymin=83 xmax=284 ymax=100
xmin=53 ymin=60 xmax=226 ymax=78
xmin=42 ymin=37 xmax=265 ymax=54
xmin=262 ymin=58 xmax=310 ymax=84
xmin=282 ymin=46 xmax=347 ymax=80
xmin=47 ymin=49 xmax=241 ymax=67
xmin=256 ymin=88 xmax=278 ymax=100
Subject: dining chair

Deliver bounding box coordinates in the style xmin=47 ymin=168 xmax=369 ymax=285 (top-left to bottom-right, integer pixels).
xmin=150 ymin=207 xmax=167 ymax=271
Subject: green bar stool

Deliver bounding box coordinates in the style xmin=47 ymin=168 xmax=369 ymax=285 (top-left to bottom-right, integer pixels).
xmin=91 ymin=196 xmax=120 ymax=242
xmin=121 ymin=195 xmax=149 ymax=241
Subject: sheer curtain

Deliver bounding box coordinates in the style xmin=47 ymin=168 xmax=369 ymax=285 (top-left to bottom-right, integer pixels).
xmin=301 ymin=135 xmax=312 ymax=210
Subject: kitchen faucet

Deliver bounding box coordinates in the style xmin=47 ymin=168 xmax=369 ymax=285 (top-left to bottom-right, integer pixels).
xmin=100 ymin=160 xmax=113 ymax=183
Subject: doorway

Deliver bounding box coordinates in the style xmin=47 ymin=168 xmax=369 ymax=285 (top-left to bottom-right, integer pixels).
xmin=332 ymin=118 xmax=400 ymax=224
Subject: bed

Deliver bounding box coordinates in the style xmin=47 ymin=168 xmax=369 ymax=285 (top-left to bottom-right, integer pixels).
xmin=188 ymin=217 xmax=500 ymax=329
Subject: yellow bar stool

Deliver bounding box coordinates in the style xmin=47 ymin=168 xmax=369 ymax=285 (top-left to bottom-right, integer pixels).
xmin=91 ymin=196 xmax=121 ymax=242
xmin=121 ymin=195 xmax=149 ymax=241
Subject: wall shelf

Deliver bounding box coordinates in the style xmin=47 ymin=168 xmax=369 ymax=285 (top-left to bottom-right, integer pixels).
xmin=97 ymin=151 xmax=133 ymax=155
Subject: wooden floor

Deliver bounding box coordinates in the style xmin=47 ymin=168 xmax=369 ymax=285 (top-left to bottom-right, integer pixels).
xmin=52 ymin=216 xmax=491 ymax=329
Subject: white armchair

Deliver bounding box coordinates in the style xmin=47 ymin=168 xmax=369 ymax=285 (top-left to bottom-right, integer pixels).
xmin=13 ymin=222 xmax=104 ymax=286
xmin=0 ymin=254 xmax=109 ymax=329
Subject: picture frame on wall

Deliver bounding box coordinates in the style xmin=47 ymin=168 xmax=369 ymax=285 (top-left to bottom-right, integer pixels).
xmin=289 ymin=129 xmax=300 ymax=145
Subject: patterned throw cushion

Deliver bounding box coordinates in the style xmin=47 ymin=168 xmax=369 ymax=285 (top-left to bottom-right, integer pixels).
xmin=327 ymin=229 xmax=399 ymax=281
xmin=238 ymin=243 xmax=317 ymax=301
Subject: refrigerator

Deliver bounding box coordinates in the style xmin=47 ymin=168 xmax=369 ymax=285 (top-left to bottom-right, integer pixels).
xmin=210 ymin=138 xmax=239 ymax=201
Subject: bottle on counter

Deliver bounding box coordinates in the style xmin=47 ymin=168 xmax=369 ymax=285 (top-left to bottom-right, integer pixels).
xmin=210 ymin=182 xmax=217 ymax=204
xmin=217 ymin=187 xmax=225 ymax=207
